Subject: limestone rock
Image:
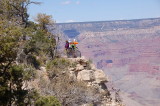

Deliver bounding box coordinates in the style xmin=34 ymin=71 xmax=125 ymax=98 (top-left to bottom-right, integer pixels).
xmin=94 ymin=69 xmax=108 ymax=83
xmin=69 ymin=71 xmax=76 ymax=81
xmin=69 ymin=67 xmax=75 ymax=71
xmin=77 ymin=70 xmax=94 ymax=81
xmin=90 ymin=63 xmax=96 ymax=70
xmin=76 ymin=64 xmax=84 ymax=71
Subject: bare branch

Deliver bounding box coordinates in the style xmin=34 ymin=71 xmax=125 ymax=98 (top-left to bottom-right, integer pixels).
xmin=25 ymin=1 xmax=41 ymax=9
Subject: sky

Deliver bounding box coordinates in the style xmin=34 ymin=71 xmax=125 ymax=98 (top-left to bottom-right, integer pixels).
xmin=28 ymin=0 xmax=160 ymax=23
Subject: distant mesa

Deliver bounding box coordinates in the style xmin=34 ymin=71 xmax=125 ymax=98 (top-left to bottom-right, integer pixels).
xmin=63 ymin=29 xmax=80 ymax=38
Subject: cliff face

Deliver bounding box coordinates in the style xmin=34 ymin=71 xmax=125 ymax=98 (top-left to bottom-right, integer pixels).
xmin=56 ymin=17 xmax=160 ymax=70
xmin=55 ymin=17 xmax=160 ymax=106
xmin=26 ymin=57 xmax=124 ymax=106
xmin=57 ymin=17 xmax=160 ymax=38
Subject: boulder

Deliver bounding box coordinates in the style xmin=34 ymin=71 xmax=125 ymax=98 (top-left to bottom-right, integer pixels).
xmin=94 ymin=69 xmax=108 ymax=83
xmin=76 ymin=64 xmax=84 ymax=71
xmin=77 ymin=70 xmax=94 ymax=81
xmin=90 ymin=63 xmax=96 ymax=70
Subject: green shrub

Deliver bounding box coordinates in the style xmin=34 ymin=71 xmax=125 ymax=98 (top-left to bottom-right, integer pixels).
xmin=23 ymin=65 xmax=36 ymax=81
xmin=35 ymin=96 xmax=61 ymax=106
xmin=46 ymin=58 xmax=71 ymax=71
xmin=0 ymin=65 xmax=33 ymax=106
xmin=46 ymin=58 xmax=71 ymax=78
xmin=26 ymin=55 xmax=40 ymax=69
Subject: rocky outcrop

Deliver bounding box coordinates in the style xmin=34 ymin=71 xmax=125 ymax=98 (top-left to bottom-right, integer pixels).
xmin=68 ymin=57 xmax=123 ymax=106
xmin=26 ymin=56 xmax=124 ymax=106
xmin=68 ymin=57 xmax=108 ymax=84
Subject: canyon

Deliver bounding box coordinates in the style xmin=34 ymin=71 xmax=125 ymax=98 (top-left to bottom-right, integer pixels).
xmin=55 ymin=17 xmax=160 ymax=106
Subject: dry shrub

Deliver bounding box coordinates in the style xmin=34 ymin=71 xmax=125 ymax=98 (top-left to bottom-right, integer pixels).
xmin=48 ymin=74 xmax=102 ymax=106
xmin=46 ymin=58 xmax=71 ymax=78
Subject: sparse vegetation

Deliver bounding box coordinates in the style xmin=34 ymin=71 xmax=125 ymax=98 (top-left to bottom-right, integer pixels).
xmin=35 ymin=96 xmax=61 ymax=106
xmin=37 ymin=71 xmax=103 ymax=106
xmin=46 ymin=58 xmax=71 ymax=78
xmin=46 ymin=58 xmax=71 ymax=71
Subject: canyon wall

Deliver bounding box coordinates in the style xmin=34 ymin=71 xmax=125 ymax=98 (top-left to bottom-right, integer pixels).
xmin=54 ymin=17 xmax=160 ymax=106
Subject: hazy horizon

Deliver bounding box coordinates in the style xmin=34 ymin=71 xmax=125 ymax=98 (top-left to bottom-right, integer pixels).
xmin=56 ymin=17 xmax=160 ymax=24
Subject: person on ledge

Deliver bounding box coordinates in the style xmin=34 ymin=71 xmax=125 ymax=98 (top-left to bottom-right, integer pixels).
xmin=65 ymin=40 xmax=69 ymax=51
